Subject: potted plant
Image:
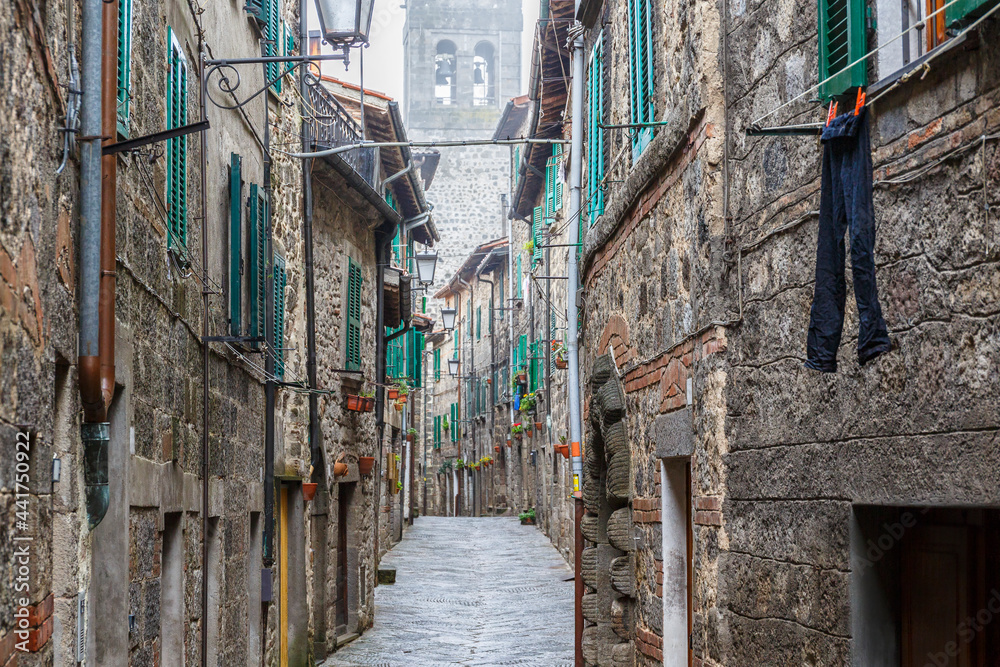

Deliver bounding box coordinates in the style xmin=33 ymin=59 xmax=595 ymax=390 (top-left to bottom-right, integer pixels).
xmin=394 ymin=401 xmax=404 ymax=412
xmin=302 ymin=465 xmax=318 ymax=501
xmin=511 ymin=423 xmax=524 ymax=440
xmin=519 ymin=391 xmax=537 ymax=414
xmin=406 ymin=427 xmax=417 ymax=443
xmin=554 ymin=442 xmax=570 ymax=459
xmin=360 ymin=389 xmax=376 ymax=411
xmin=442 ymin=416 xmax=450 ymax=432
xmin=553 ymin=340 xmax=568 ymax=369
xmin=359 ymin=456 xmax=376 ymax=476
xmin=519 ymin=507 xmax=536 ymax=525
xmin=516 ymin=367 xmax=528 ymax=384
xmin=333 ymin=461 xmax=349 ymax=477
xmin=534 ymin=417 xmax=544 ymax=432
xmin=396 ymin=382 xmax=409 ymax=404
xmin=523 ymin=239 xmax=534 ymax=255
xmin=455 ymin=458 xmax=465 ymax=470
xmin=387 ymin=386 xmax=400 ymax=400
xmin=346 ymin=394 xmax=364 ymax=411
xmin=494 ymin=445 xmax=501 ymax=453
xmin=396 ymin=481 xmax=403 ymax=491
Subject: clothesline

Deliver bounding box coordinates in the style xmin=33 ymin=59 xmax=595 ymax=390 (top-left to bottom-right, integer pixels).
xmin=750 ymin=0 xmax=1000 ymax=128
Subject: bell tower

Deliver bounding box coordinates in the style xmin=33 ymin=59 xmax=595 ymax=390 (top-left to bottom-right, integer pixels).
xmin=403 ymin=0 xmax=523 ymax=284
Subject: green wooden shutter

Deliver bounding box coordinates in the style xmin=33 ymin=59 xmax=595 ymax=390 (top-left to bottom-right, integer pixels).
xmin=264 ymin=0 xmax=282 ymax=94
xmin=587 ymin=35 xmax=606 ymax=223
xmin=273 ymin=254 xmax=287 ymax=379
xmin=818 ymin=0 xmax=867 ymax=101
xmin=116 ymin=0 xmax=133 ymax=137
xmin=489 ymin=298 xmax=493 ymax=333
xmin=532 ymin=206 xmax=543 ymax=264
xmin=450 ymin=403 xmax=457 ymax=442
xmin=476 ymin=306 xmax=481 ymax=340
xmin=229 ymin=154 xmax=243 ymax=336
xmin=346 ymin=257 xmax=362 ymax=371
xmin=627 ymin=0 xmax=655 ymax=158
xmin=513 ymin=146 xmax=521 ymax=186
xmin=552 ymin=145 xmax=563 ymax=215
xmin=248 ymin=184 xmax=266 ymax=345
xmin=516 ymin=256 xmax=522 ymax=298
xmin=947 ymin=0 xmax=997 ymax=24
xmin=166 ymin=28 xmax=189 ymax=256
xmin=518 ymin=335 xmax=527 ymax=373
xmin=499 ymin=279 xmax=504 ymax=320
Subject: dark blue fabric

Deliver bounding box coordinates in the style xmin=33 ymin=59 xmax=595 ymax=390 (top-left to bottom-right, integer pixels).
xmin=805 ymin=108 xmax=891 ymax=372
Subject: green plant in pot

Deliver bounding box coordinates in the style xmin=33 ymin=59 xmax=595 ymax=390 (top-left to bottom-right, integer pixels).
xmin=511 ymin=423 xmax=524 ymax=439
xmin=455 ymin=458 xmax=465 ymax=470
xmin=519 ymin=392 xmax=537 ymax=414
xmin=442 ymin=416 xmax=450 ymax=431
xmin=406 ymin=427 xmax=418 ymax=442
xmin=519 ymin=507 xmax=536 ymax=525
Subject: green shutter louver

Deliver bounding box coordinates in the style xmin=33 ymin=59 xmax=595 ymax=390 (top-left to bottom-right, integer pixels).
xmin=532 ymin=206 xmax=543 ymax=264
xmin=434 ymin=348 xmax=441 ymax=381
xmin=817 ymin=0 xmax=867 ymax=101
xmin=947 ymin=0 xmax=998 ymax=24
xmin=248 ymin=185 xmax=267 ymax=345
xmin=516 ymin=256 xmax=523 ymax=298
xmin=587 ymin=35 xmax=606 ymax=224
xmin=499 ymin=278 xmax=504 ymax=320
xmin=166 ymin=28 xmax=189 ymax=257
xmin=346 ymin=257 xmax=363 ymax=371
xmin=451 ymin=403 xmax=457 ymax=442
xmin=627 ymin=0 xmax=655 ymax=159
xmin=264 ymin=0 xmax=282 ymax=94
xmin=476 ymin=306 xmax=481 ymax=340
xmin=273 ymin=254 xmax=287 ymax=379
xmin=116 ymin=0 xmax=133 ymax=137
xmin=229 ymin=154 xmax=243 ymax=336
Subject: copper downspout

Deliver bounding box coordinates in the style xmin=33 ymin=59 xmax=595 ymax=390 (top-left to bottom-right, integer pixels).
xmin=99 ymin=0 xmax=117 ymax=415
xmin=82 ymin=0 xmax=117 ymax=423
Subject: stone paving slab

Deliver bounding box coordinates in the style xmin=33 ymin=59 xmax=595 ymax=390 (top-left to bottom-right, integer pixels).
xmin=322 ymin=517 xmax=575 ymax=667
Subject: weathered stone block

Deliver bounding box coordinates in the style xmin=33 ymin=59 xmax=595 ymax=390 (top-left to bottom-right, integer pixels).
xmin=610 ymin=555 xmax=635 ymax=598
xmin=647 ymin=409 xmax=693 ymax=459
xmin=607 ymin=508 xmax=634 ymax=553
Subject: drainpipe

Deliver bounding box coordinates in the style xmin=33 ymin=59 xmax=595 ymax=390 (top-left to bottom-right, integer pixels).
xmin=477 ymin=274 xmax=495 ymax=514
xmin=374 ymin=232 xmax=393 ymax=561
xmin=567 ymin=10 xmax=587 ymax=666
xmin=300 ymin=1 xmax=321 ymax=484
xmin=381 ymin=161 xmax=413 ymax=197
xmin=458 ymin=278 xmax=474 ymax=515
xmin=99 ymin=0 xmax=118 ymax=415
xmin=79 ymin=0 xmax=108 ymax=529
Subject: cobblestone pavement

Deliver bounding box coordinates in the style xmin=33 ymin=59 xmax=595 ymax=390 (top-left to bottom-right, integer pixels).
xmin=322 ymin=516 xmax=575 ymax=666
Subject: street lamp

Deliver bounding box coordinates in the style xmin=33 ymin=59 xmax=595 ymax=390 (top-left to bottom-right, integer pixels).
xmin=315 ymin=0 xmax=376 ymax=45
xmin=414 ymin=251 xmax=438 ymax=286
xmin=448 ymin=357 xmax=460 ymax=377
xmin=441 ymin=307 xmax=457 ymax=331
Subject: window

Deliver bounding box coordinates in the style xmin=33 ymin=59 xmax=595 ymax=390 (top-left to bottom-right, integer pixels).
xmin=345 ymin=258 xmax=362 ymax=371
xmin=273 ymin=254 xmax=287 ymax=379
xmin=473 ymin=42 xmax=495 ymax=106
xmin=532 ymin=206 xmax=543 ymax=265
xmin=229 ymin=154 xmax=243 ymax=337
xmin=450 ymin=403 xmax=458 ymax=442
xmin=116 ymin=0 xmax=134 ymax=137
xmin=435 ymin=40 xmax=457 ymax=105
xmin=875 ymin=0 xmax=995 ymax=81
xmin=818 ymin=0 xmax=867 ymax=100
xmin=248 ymin=185 xmax=267 ymax=345
xmin=627 ymin=0 xmax=655 ymax=159
xmin=587 ymin=35 xmax=606 ymax=223
xmin=166 ymin=28 xmax=189 ymax=257
xmin=434 ymin=415 xmax=442 ymax=448
xmin=545 ymin=145 xmax=563 ymax=221
xmin=434 ymin=348 xmax=441 ymax=381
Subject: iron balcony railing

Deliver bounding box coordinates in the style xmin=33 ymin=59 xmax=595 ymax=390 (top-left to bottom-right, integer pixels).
xmin=307 ymin=82 xmax=376 ymax=187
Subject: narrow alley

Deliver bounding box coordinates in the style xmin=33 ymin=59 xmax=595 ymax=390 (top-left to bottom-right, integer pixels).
xmin=323 ymin=517 xmax=575 ymax=667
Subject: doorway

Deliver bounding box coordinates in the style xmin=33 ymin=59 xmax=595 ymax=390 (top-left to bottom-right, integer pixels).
xmin=660 ymin=458 xmax=693 ymax=667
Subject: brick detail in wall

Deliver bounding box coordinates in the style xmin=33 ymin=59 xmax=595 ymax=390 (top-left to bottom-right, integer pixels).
xmin=585 ymin=118 xmax=712 ymax=287
xmin=654 ymin=558 xmax=663 ymax=597
xmin=0 ymin=238 xmax=45 ymax=345
xmin=636 ymin=625 xmax=664 ymax=662
xmin=0 ymin=594 xmax=55 ymax=660
xmin=596 ymin=313 xmax=727 ymax=416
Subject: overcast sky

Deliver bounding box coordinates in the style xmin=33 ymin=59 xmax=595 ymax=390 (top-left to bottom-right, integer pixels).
xmin=308 ymin=0 xmax=538 ymax=106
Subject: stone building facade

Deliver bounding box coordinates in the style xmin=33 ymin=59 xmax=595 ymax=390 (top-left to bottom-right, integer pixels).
xmin=572 ymin=0 xmax=1000 ymax=663
xmin=0 ymin=0 xmax=433 ymax=664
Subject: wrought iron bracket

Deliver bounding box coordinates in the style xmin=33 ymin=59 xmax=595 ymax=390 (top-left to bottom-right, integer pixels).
xmin=103 ymin=121 xmax=210 ymax=156
xmin=204 ymin=52 xmax=350 ymax=111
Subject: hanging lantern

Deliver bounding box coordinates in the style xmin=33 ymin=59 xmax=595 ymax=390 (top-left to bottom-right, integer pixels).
xmin=448 ymin=357 xmax=460 ymax=377
xmin=314 ymin=0 xmax=375 ymax=45
xmin=415 ymin=251 xmax=438 ymax=286
xmin=441 ymin=307 xmax=457 ymax=331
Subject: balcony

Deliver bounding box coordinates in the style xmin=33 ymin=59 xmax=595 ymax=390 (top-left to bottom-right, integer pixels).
xmin=307 ymin=81 xmax=376 ymax=186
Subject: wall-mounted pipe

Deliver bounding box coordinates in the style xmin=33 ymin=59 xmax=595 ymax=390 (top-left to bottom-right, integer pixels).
xmin=99 ymin=0 xmax=118 ymax=416
xmin=83 ymin=422 xmax=109 ymax=529
xmin=78 ymin=0 xmax=103 ymax=424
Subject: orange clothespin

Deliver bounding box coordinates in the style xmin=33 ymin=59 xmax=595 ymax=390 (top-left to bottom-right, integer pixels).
xmin=853 ymin=88 xmax=866 ymax=116
xmin=825 ymin=101 xmax=838 ymax=127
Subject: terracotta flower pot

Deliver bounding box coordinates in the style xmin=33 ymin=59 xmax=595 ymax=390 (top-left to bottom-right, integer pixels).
xmin=346 ymin=395 xmax=363 ymax=411
xmin=555 ymin=358 xmax=568 ymax=369
xmin=495 ymin=446 xmax=501 ymax=453
xmin=555 ymin=443 xmax=570 ymax=459
xmin=398 ymin=395 xmax=408 ymax=404
xmin=387 ymin=389 xmax=399 ymax=400
xmin=333 ymin=461 xmax=349 ymax=477
xmin=534 ymin=421 xmax=543 ymax=431
xmin=366 ymin=397 xmax=376 ymax=411
xmin=406 ymin=433 xmax=415 ymax=443
xmin=394 ymin=402 xmax=404 ymax=412
xmin=302 ymin=482 xmax=318 ymax=501
xmin=359 ymin=456 xmax=376 ymax=476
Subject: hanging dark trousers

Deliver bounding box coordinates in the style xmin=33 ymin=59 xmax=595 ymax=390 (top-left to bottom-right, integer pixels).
xmin=805 ymin=108 xmax=891 ymax=373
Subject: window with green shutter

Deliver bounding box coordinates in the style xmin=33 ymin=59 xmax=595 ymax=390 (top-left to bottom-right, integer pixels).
xmin=518 ymin=335 xmax=527 ymax=373
xmin=434 ymin=348 xmax=441 ymax=381
xmin=345 ymin=257 xmax=363 ymax=371
xmin=264 ymin=0 xmax=282 ymax=94
xmin=516 ymin=255 xmax=523 ymax=298
xmin=489 ymin=298 xmax=493 ymax=333
xmin=513 ymin=146 xmax=521 ymax=186
xmin=450 ymin=403 xmax=458 ymax=442
xmin=248 ymin=185 xmax=267 ymax=345
xmin=532 ymin=206 xmax=543 ymax=264
xmin=229 ymin=154 xmax=243 ymax=336
xmin=587 ymin=35 xmax=606 ymax=223
xmin=499 ymin=278 xmax=505 ymax=320
xmin=116 ymin=0 xmax=134 ymax=137
xmin=627 ymin=0 xmax=655 ymax=160
xmin=273 ymin=254 xmax=287 ymax=379
xmin=476 ymin=306 xmax=481 ymax=340
xmin=545 ymin=145 xmax=563 ymax=221
xmin=818 ymin=0 xmax=867 ymax=101
xmin=166 ymin=28 xmax=189 ymax=256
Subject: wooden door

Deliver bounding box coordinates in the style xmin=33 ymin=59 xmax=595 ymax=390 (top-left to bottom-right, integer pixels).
xmin=901 ymin=524 xmax=976 ymax=667
xmin=335 ymin=483 xmax=348 ymax=630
